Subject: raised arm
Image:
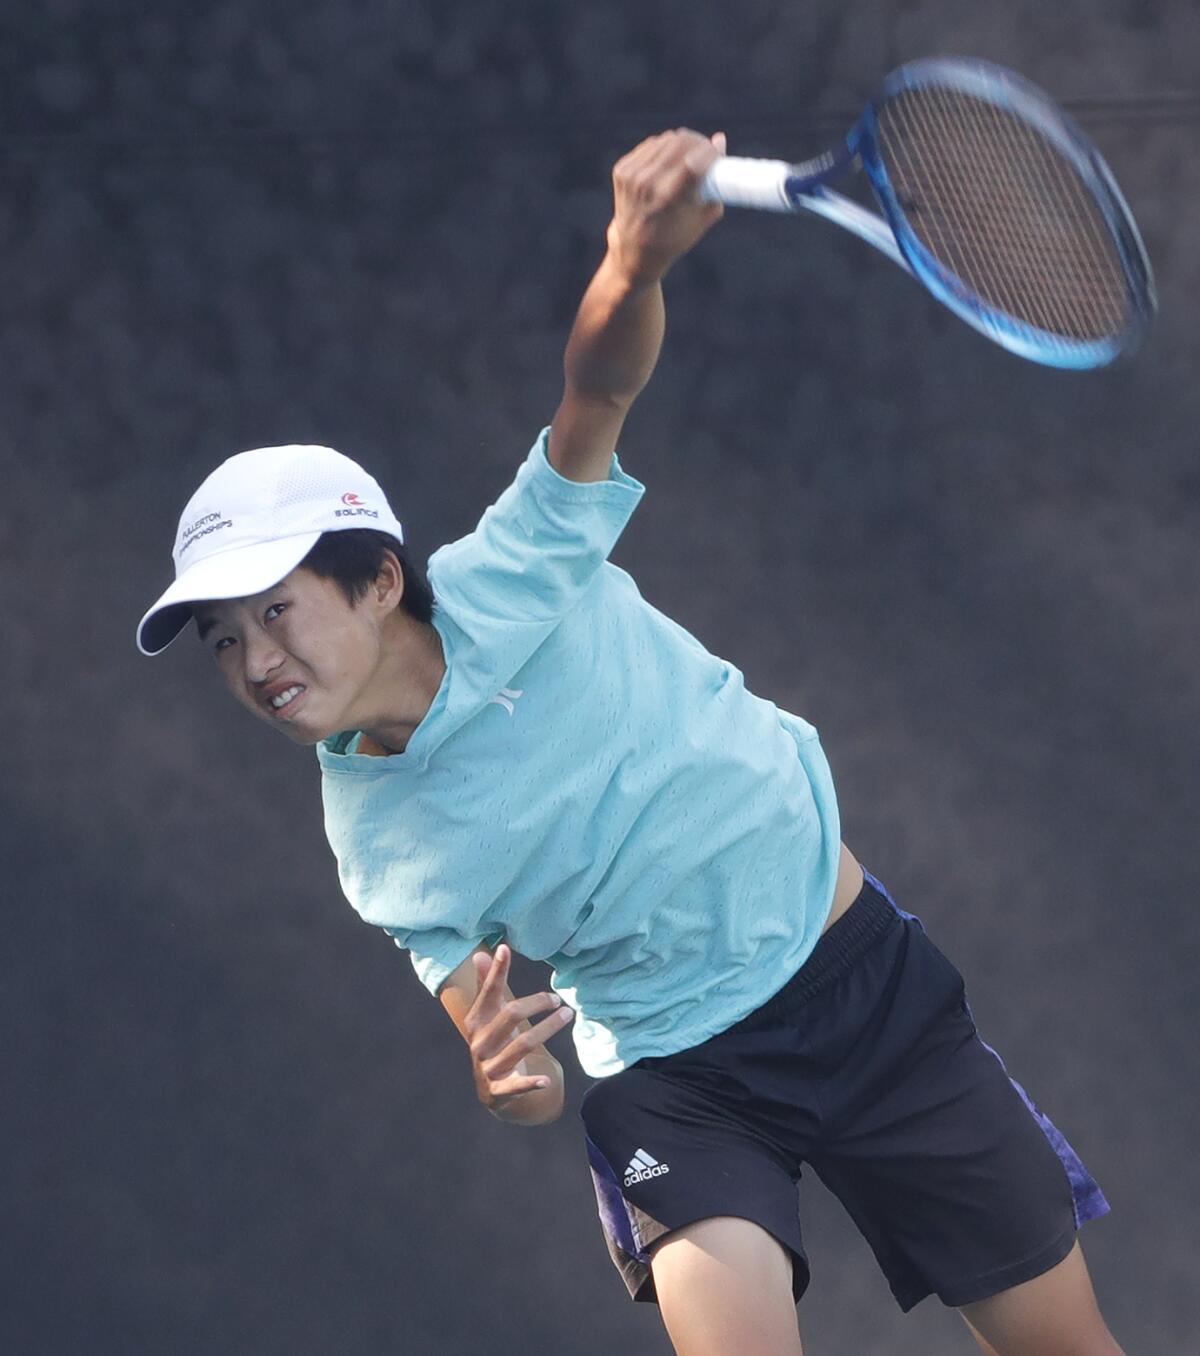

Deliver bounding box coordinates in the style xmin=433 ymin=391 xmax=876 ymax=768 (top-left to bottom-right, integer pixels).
xmin=548 ymin=129 xmax=725 ymax=484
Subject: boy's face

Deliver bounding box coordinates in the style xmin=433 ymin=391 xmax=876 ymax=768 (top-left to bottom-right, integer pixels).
xmin=194 ymin=566 xmax=384 ymax=745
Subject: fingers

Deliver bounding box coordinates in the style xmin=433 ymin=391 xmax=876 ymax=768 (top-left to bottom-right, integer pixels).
xmin=682 ymin=129 xmax=723 ymax=178
xmin=487 ymin=1069 xmax=556 ymax=1102
xmin=464 ymin=943 xmax=575 ymax=1089
xmin=613 ymin=130 xmax=677 ymax=179
xmin=476 ymin=989 xmax=564 ymax=1050
xmin=470 ymin=946 xmax=568 ymax=1033
xmin=612 ymin=134 xmax=680 ymax=206
xmin=469 ymin=942 xmax=511 ymax=1019
xmin=476 ymin=998 xmax=575 ymax=1076
xmin=615 ymin=128 xmax=724 ymax=198
xmin=609 ymin=130 xmax=726 ymax=259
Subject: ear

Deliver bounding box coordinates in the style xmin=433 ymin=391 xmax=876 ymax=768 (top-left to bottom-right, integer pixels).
xmin=371 ymin=549 xmax=406 ymax=613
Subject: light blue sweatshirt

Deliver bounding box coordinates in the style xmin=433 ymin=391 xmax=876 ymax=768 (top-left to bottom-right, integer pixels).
xmin=317 ymin=429 xmax=841 ymax=1077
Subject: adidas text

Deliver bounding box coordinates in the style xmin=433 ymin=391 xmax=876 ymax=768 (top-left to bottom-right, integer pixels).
xmin=624 ymin=1148 xmax=670 ymax=1187
xmin=624 ymin=1162 xmax=670 ymax=1186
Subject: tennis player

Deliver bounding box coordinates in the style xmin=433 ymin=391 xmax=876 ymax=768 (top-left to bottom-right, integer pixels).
xmin=138 ymin=130 xmax=1123 ymax=1356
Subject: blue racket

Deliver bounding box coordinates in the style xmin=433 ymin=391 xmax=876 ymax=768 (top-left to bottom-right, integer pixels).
xmin=699 ymin=57 xmax=1155 ymax=369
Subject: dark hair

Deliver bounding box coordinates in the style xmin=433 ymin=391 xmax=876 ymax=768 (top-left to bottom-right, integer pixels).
xmin=299 ymin=529 xmax=435 ymax=624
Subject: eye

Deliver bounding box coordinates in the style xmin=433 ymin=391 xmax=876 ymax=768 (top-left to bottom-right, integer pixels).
xmin=213 ymin=635 xmax=235 ymax=653
xmin=265 ymin=602 xmax=288 ymax=622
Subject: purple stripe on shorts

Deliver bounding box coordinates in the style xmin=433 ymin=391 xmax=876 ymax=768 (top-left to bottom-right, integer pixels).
xmin=977 ymin=1039 xmax=1111 ymax=1227
xmin=585 ymin=1134 xmax=649 ymax=1266
xmin=864 ymin=869 xmax=920 ymax=924
xmin=867 ymin=866 xmax=1110 ymax=1230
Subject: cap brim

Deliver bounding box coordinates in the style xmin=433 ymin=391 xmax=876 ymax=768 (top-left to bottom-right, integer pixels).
xmin=136 ymin=532 xmax=323 ymax=655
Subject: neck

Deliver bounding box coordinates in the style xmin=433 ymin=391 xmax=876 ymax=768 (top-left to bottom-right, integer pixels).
xmin=356 ymin=613 xmax=445 ymax=754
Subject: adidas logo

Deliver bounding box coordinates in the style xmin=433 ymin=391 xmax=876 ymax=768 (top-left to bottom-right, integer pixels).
xmin=624 ymin=1148 xmax=670 ymax=1187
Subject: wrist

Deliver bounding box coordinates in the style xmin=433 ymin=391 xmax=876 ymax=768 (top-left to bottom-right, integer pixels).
xmin=603 ymin=224 xmax=668 ymax=292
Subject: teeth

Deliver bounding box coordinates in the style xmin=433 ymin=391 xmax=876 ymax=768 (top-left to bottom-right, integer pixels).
xmin=270 ymin=686 xmax=303 ymax=710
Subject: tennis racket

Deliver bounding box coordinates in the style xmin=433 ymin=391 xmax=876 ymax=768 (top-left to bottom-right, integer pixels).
xmin=699 ymin=57 xmax=1155 ymax=369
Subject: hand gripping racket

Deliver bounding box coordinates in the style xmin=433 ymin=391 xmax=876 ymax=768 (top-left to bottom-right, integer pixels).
xmin=699 ymin=57 xmax=1156 ymax=368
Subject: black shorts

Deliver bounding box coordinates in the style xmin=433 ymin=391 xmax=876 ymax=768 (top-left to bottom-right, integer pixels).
xmin=580 ymin=873 xmax=1109 ymax=1313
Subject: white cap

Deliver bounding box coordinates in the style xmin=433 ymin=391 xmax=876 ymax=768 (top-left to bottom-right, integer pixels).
xmin=137 ymin=443 xmax=405 ymax=655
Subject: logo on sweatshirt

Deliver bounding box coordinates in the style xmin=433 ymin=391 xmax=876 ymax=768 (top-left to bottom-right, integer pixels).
xmin=488 ymin=687 xmax=524 ymax=716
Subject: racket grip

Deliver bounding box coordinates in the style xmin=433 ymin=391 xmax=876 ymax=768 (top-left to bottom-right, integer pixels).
xmin=699 ymin=156 xmax=793 ymax=212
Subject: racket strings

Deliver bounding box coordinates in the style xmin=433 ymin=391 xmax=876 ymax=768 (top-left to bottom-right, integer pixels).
xmin=883 ymin=87 xmax=1120 ymax=341
xmin=877 ymin=86 xmax=1131 ymax=342
xmin=895 ymin=89 xmax=1122 ymax=341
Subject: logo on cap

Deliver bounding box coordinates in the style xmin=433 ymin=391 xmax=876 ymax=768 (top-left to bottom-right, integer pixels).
xmin=332 ymin=488 xmax=379 ymax=517
xmin=179 ymin=510 xmax=233 ymax=557
xmin=335 ymin=487 xmax=380 ymax=520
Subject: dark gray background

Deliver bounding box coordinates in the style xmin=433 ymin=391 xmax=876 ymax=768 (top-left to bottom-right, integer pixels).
xmin=3 ymin=3 xmax=1197 ymax=1353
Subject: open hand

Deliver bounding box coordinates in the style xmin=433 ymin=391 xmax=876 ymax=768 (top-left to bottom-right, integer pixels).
xmin=463 ymin=944 xmax=574 ymax=1112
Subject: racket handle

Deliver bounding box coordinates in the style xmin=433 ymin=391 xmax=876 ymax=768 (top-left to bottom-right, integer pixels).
xmin=699 ymin=156 xmax=793 ymax=212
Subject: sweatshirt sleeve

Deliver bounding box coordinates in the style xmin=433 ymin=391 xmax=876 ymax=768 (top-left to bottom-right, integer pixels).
xmin=386 ymin=925 xmax=492 ymax=997
xmin=426 ymin=428 xmax=644 ymax=685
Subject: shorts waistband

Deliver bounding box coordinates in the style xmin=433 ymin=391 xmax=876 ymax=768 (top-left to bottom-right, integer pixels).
xmin=729 ymin=878 xmax=900 ymax=1032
